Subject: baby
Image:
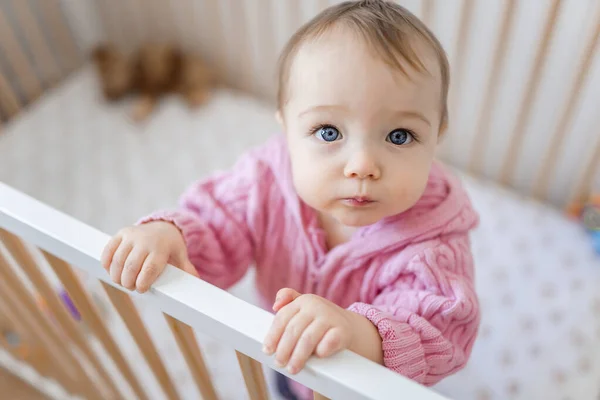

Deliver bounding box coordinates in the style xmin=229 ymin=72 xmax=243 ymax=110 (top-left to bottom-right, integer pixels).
xmin=101 ymin=1 xmax=480 ymax=398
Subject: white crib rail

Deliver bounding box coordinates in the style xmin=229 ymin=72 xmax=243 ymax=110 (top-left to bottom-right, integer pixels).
xmin=0 ymin=181 xmax=448 ymax=400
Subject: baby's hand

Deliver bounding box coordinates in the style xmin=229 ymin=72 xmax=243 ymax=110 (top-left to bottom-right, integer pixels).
xmin=262 ymin=288 xmax=354 ymax=374
xmin=101 ymin=221 xmax=197 ymax=293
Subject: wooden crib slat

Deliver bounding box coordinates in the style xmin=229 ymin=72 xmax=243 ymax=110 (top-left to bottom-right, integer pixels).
xmin=420 ymin=0 xmax=434 ymax=27
xmin=94 ymin=0 xmax=128 ymax=47
xmin=102 ymin=0 xmax=134 ymax=51
xmin=39 ymin=0 xmax=82 ymax=72
xmin=130 ymin=0 xmax=154 ymax=44
xmin=42 ymin=250 xmax=150 ymax=400
xmin=533 ymin=14 xmax=600 ymax=199
xmin=167 ymin=0 xmax=193 ymax=51
xmin=468 ymin=0 xmax=517 ymax=174
xmin=227 ymin=0 xmax=253 ymax=93
xmin=451 ymin=0 xmax=475 ymax=98
xmin=255 ymin=0 xmax=277 ymax=100
xmin=0 ymin=8 xmax=42 ymax=102
xmin=314 ymin=393 xmax=331 ymax=400
xmin=93 ymin=0 xmax=117 ymax=45
xmin=11 ymin=0 xmax=62 ymax=86
xmin=101 ymin=282 xmax=181 ymax=400
xmin=122 ymin=0 xmax=145 ymax=48
xmin=140 ymin=0 xmax=168 ymax=43
xmin=0 ymin=68 xmax=22 ymax=117
xmin=0 ymin=297 xmax=60 ymax=384
xmin=204 ymin=0 xmax=228 ymax=83
xmin=500 ymin=0 xmax=562 ymax=186
xmin=0 ymin=299 xmax=70 ymax=388
xmin=444 ymin=0 xmax=474 ymax=156
xmin=572 ymin=136 xmax=600 ymax=202
xmin=0 ymin=249 xmax=102 ymax=399
xmin=154 ymin=0 xmax=178 ymax=45
xmin=0 ymin=311 xmax=19 ymax=359
xmin=287 ymin=0 xmax=301 ymax=29
xmin=0 ymin=302 xmax=52 ymax=379
xmin=0 ymin=230 xmax=122 ymax=399
xmin=164 ymin=315 xmax=219 ymax=400
xmin=0 ymin=251 xmax=86 ymax=396
xmin=93 ymin=0 xmax=110 ymax=42
xmin=236 ymin=351 xmax=270 ymax=400
xmin=0 ymin=306 xmax=13 ymax=334
xmin=317 ymin=0 xmax=329 ymax=10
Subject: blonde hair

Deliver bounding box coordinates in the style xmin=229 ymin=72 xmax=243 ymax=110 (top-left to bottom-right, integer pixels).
xmin=276 ymin=0 xmax=450 ymax=128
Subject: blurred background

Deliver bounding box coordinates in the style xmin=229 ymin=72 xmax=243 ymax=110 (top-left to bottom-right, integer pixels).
xmin=0 ymin=1 xmax=599 ymax=400
xmin=0 ymin=0 xmax=599 ymax=205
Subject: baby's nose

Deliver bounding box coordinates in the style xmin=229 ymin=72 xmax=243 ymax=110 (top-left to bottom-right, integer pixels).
xmin=344 ymin=151 xmax=381 ymax=180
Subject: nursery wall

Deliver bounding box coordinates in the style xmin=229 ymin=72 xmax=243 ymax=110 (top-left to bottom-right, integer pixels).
xmin=1 ymin=0 xmax=599 ymax=207
xmin=0 ymin=0 xmax=88 ymax=120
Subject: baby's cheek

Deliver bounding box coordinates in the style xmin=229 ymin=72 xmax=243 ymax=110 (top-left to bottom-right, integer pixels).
xmin=403 ymin=179 xmax=427 ymax=208
xmin=390 ymin=163 xmax=431 ymax=210
xmin=289 ymin=151 xmax=334 ymax=205
xmin=291 ymin=163 xmax=323 ymax=206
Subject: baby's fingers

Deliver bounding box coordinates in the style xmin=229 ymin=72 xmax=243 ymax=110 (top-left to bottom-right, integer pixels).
xmin=120 ymin=248 xmax=149 ymax=291
xmin=273 ymin=313 xmax=313 ymax=369
xmin=287 ymin=321 xmax=328 ymax=374
xmin=262 ymin=303 xmax=299 ymax=356
xmin=101 ymin=236 xmax=122 ymax=272
xmin=135 ymin=253 xmax=168 ymax=293
xmin=315 ymin=327 xmax=346 ymax=358
xmin=109 ymin=241 xmax=133 ymax=285
xmin=273 ymin=288 xmax=301 ymax=312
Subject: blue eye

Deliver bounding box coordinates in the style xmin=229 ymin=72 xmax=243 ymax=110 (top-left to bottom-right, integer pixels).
xmin=316 ymin=126 xmax=341 ymax=142
xmin=387 ymin=129 xmax=413 ymax=145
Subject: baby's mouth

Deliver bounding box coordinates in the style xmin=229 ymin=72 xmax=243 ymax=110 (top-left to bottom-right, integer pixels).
xmin=342 ymin=196 xmax=375 ymax=207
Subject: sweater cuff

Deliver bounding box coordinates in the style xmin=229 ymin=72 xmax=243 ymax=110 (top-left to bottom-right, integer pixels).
xmin=348 ymin=302 xmax=428 ymax=381
xmin=136 ymin=210 xmax=203 ymax=249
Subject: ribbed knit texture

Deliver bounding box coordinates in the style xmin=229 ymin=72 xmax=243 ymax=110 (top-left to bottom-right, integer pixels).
xmin=139 ymin=134 xmax=480 ymax=397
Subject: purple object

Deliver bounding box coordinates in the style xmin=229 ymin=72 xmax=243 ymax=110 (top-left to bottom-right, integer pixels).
xmin=59 ymin=290 xmax=81 ymax=320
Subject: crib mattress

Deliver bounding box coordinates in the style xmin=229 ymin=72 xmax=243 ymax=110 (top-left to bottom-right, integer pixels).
xmin=1 ymin=66 xmax=599 ymax=400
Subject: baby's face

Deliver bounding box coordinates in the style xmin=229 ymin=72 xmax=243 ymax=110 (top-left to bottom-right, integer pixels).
xmin=280 ymin=27 xmax=443 ymax=227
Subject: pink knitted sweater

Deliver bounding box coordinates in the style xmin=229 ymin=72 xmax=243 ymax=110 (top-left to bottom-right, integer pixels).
xmin=141 ymin=134 xmax=480 ymax=391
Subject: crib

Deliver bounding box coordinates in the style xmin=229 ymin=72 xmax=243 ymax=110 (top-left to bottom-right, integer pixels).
xmin=0 ymin=0 xmax=599 ymax=399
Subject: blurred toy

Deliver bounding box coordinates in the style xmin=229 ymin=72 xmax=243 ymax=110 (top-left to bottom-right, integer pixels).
xmin=92 ymin=42 xmax=215 ymax=122
xmin=36 ymin=287 xmax=109 ymax=326
xmin=59 ymin=289 xmax=81 ymax=320
xmin=36 ymin=288 xmax=80 ymax=321
xmin=92 ymin=43 xmax=134 ymax=101
xmin=567 ymin=194 xmax=600 ymax=254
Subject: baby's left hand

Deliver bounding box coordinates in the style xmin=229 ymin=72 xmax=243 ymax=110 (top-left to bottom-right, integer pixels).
xmin=262 ymin=288 xmax=354 ymax=374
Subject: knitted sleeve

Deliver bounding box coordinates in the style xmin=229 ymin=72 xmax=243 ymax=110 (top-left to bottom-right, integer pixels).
xmin=347 ymin=234 xmax=480 ymax=386
xmin=138 ymin=152 xmax=271 ymax=290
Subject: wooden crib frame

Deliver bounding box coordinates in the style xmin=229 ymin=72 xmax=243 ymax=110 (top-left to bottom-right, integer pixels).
xmin=0 ymin=184 xmax=448 ymax=399
xmin=0 ymin=0 xmax=600 ymax=398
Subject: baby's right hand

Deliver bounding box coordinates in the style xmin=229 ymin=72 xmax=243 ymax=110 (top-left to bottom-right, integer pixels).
xmin=101 ymin=221 xmax=197 ymax=293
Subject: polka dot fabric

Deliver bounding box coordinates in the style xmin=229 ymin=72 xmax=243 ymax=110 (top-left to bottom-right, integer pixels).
xmin=433 ymin=176 xmax=600 ymax=400
xmin=1 ymin=67 xmax=599 ymax=399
